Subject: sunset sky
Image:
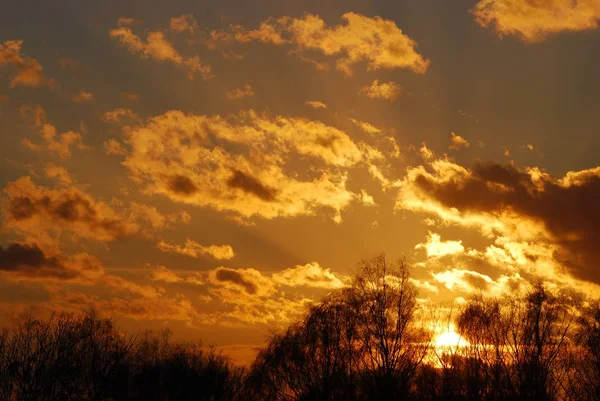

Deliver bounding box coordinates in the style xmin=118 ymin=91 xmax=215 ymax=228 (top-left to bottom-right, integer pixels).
xmin=1 ymin=0 xmax=600 ymax=363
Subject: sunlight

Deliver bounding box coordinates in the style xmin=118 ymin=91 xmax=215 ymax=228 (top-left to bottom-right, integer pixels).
xmin=434 ymin=326 xmax=469 ymax=349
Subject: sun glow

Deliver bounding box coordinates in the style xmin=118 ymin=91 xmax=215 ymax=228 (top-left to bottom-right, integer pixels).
xmin=434 ymin=325 xmax=469 ymax=348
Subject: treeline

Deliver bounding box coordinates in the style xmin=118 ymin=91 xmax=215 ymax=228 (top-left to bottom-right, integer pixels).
xmin=1 ymin=255 xmax=600 ymax=401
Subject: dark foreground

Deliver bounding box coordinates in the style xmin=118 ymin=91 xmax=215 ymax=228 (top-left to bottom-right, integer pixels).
xmin=1 ymin=256 xmax=599 ymax=401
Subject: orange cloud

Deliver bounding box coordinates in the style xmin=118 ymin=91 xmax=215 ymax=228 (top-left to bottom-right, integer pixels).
xmin=449 ymin=132 xmax=469 ymax=150
xmin=22 ymin=123 xmax=87 ymax=159
xmin=0 ymin=242 xmax=104 ymax=284
xmin=225 ymin=85 xmax=254 ymax=100
xmin=103 ymin=138 xmax=127 ymax=155
xmin=121 ymin=91 xmax=139 ymax=101
xmin=351 ymin=118 xmax=382 ymax=134
xmin=72 ymin=90 xmax=94 ymax=103
xmin=44 ymin=163 xmax=74 ymax=185
xmin=170 ymin=14 xmax=198 ymax=35
xmin=214 ymin=12 xmax=430 ymax=75
xmin=472 ymin=0 xmax=600 ymax=43
xmin=157 ymin=239 xmax=235 ymax=260
xmin=102 ymin=108 xmax=139 ymax=123
xmin=151 ymin=265 xmax=184 ymax=283
xmin=2 ymin=176 xmax=139 ymax=244
xmin=415 ymin=232 xmax=465 ymax=258
xmin=397 ymin=158 xmax=600 ymax=288
xmin=109 ymin=24 xmax=212 ymax=80
xmin=0 ymin=40 xmax=52 ymax=88
xmin=272 ymin=262 xmax=346 ymax=289
xmin=117 ymin=110 xmax=373 ymax=222
xmin=305 ymin=100 xmax=327 ymax=109
xmin=360 ymin=80 xmax=404 ymax=101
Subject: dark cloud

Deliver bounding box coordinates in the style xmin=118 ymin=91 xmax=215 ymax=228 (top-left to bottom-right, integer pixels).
xmin=0 ymin=242 xmax=103 ymax=282
xmin=405 ymin=161 xmax=600 ymax=284
xmin=168 ymin=175 xmax=198 ymax=196
xmin=8 ymin=196 xmax=38 ymax=220
xmin=3 ymin=177 xmax=138 ymax=242
xmin=227 ymin=169 xmax=277 ymax=201
xmin=464 ymin=271 xmax=490 ymax=291
xmin=0 ymin=243 xmax=56 ymax=270
xmin=215 ymin=268 xmax=258 ymax=294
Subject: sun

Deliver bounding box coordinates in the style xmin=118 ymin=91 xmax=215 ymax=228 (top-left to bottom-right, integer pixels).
xmin=434 ymin=326 xmax=469 ymax=348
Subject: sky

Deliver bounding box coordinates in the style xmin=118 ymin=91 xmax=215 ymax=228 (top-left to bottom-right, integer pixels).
xmin=1 ymin=0 xmax=600 ymax=363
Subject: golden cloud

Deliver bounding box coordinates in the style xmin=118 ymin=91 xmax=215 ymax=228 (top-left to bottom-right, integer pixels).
xmin=157 ymin=239 xmax=235 ymax=260
xmin=397 ymin=158 xmax=600 ymax=289
xmin=151 ymin=265 xmax=184 ymax=283
xmin=102 ymin=108 xmax=139 ymax=123
xmin=72 ymin=90 xmax=94 ymax=103
xmin=22 ymin=123 xmax=87 ymax=160
xmin=360 ymin=80 xmax=404 ymax=101
xmin=117 ymin=110 xmax=376 ymax=222
xmin=44 ymin=163 xmax=74 ymax=185
xmin=272 ymin=262 xmax=346 ymax=289
xmin=449 ymin=132 xmax=469 ymax=150
xmin=472 ymin=0 xmax=600 ymax=43
xmin=0 ymin=40 xmax=53 ymax=88
xmin=0 ymin=242 xmax=104 ymax=284
xmin=415 ymin=232 xmax=465 ymax=258
xmin=170 ymin=14 xmax=198 ymax=35
xmin=225 ymin=85 xmax=254 ymax=100
xmin=351 ymin=118 xmax=382 ymax=134
xmin=305 ymin=100 xmax=327 ymax=109
xmin=103 ymin=138 xmax=127 ymax=155
xmin=214 ymin=12 xmax=429 ymax=75
xmin=109 ymin=24 xmax=212 ymax=80
xmin=2 ymin=176 xmax=139 ymax=244
xmin=121 ymin=91 xmax=139 ymax=101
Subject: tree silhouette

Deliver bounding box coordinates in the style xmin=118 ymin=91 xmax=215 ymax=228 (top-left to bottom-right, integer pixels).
xmin=0 ymin=255 xmax=598 ymax=401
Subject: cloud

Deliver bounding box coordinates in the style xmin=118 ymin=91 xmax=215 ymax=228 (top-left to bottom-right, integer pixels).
xmin=124 ymin=201 xmax=187 ymax=231
xmin=109 ymin=24 xmax=212 ymax=80
xmin=72 ymin=90 xmax=94 ymax=103
xmin=305 ymin=100 xmax=327 ymax=109
xmin=351 ymin=118 xmax=382 ymax=134
xmin=22 ymin=123 xmax=87 ymax=159
xmin=213 ymin=12 xmax=429 ymax=75
xmin=102 ymin=108 xmax=139 ymax=123
xmin=227 ymin=169 xmax=277 ymax=201
xmin=209 ymin=267 xmax=276 ymax=297
xmin=121 ymin=92 xmax=139 ymax=101
xmin=18 ymin=104 xmax=47 ymax=126
xmin=151 ymin=265 xmax=184 ymax=283
xmin=420 ymin=143 xmax=434 ymax=160
xmin=272 ymin=262 xmax=346 ymax=289
xmin=170 ymin=14 xmax=198 ymax=35
xmin=2 ymin=176 xmax=139 ymax=244
xmin=449 ymin=132 xmax=469 ymax=150
xmin=225 ymin=85 xmax=254 ymax=100
xmin=0 ymin=40 xmax=52 ymax=88
xmin=118 ymin=110 xmax=371 ymax=222
xmin=409 ymin=278 xmax=439 ymax=293
xmin=0 ymin=242 xmax=104 ymax=283
xmin=44 ymin=163 xmax=74 ymax=185
xmin=157 ymin=239 xmax=235 ymax=260
xmin=415 ymin=232 xmax=465 ymax=258
xmin=472 ymin=0 xmax=600 ymax=43
xmin=360 ymin=80 xmax=404 ymax=101
xmin=396 ymin=158 xmax=600 ymax=287
xmin=103 ymin=138 xmax=127 ymax=155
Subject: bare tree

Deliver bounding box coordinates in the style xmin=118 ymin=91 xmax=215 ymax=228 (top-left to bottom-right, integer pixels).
xmin=344 ymin=254 xmax=431 ymax=401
